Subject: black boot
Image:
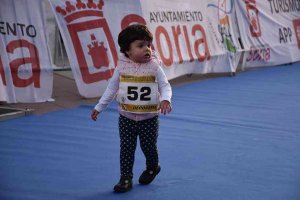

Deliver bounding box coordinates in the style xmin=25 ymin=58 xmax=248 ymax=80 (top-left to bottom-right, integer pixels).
xmin=113 ymin=176 xmax=133 ymax=193
xmin=139 ymin=165 xmax=161 ymax=185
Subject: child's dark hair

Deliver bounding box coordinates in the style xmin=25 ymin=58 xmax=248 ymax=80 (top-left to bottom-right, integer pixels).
xmin=118 ymin=24 xmax=153 ymax=56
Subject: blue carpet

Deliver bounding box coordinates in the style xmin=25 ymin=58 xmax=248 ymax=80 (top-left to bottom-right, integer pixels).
xmin=1 ymin=63 xmax=300 ymax=200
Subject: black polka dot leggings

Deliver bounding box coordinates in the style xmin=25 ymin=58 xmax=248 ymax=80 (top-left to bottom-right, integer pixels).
xmin=118 ymin=115 xmax=159 ymax=178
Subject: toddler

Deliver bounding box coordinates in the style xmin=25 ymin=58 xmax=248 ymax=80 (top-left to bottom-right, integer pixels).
xmin=91 ymin=24 xmax=172 ymax=193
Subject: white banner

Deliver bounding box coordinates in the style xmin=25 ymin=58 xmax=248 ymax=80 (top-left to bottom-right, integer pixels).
xmin=49 ymin=0 xmax=143 ymax=98
xmin=0 ymin=0 xmax=53 ymax=103
xmin=49 ymin=0 xmax=243 ymax=98
xmin=0 ymin=64 xmax=7 ymax=101
xmin=48 ymin=0 xmax=300 ymax=98
xmin=235 ymin=0 xmax=300 ymax=68
xmin=140 ymin=0 xmax=241 ymax=79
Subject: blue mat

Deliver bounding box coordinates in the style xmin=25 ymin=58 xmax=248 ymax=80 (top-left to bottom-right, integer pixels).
xmin=1 ymin=63 xmax=300 ymax=200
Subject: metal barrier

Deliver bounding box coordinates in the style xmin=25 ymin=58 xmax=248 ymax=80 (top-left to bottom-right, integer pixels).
xmin=54 ymin=25 xmax=70 ymax=70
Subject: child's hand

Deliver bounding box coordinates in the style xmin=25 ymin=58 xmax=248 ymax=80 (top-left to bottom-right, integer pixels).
xmin=159 ymin=100 xmax=172 ymax=115
xmin=91 ymin=109 xmax=100 ymax=121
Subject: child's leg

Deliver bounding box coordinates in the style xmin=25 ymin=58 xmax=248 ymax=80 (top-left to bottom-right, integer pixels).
xmin=119 ymin=115 xmax=138 ymax=178
xmin=138 ymin=116 xmax=159 ymax=169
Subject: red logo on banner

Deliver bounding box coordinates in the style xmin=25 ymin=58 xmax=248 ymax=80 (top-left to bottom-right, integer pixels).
xmin=245 ymin=0 xmax=261 ymax=37
xmin=0 ymin=40 xmax=41 ymax=88
xmin=56 ymin=0 xmax=117 ymax=84
xmin=88 ymin=34 xmax=109 ymax=69
xmin=293 ymin=19 xmax=300 ymax=49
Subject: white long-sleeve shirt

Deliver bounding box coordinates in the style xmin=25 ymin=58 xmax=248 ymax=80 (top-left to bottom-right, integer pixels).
xmin=94 ymin=57 xmax=172 ymax=121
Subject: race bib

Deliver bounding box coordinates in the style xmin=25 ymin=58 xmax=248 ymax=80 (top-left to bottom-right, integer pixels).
xmin=118 ymin=75 xmax=159 ymax=113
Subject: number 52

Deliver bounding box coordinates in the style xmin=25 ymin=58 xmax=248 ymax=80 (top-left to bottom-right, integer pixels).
xmin=127 ymin=86 xmax=151 ymax=101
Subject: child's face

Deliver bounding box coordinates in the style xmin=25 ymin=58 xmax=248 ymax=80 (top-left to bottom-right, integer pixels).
xmin=126 ymin=40 xmax=152 ymax=63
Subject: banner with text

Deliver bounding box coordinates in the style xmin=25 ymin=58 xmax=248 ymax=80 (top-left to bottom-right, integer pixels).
xmin=0 ymin=0 xmax=53 ymax=103
xmin=49 ymin=0 xmax=144 ymax=98
xmin=235 ymin=0 xmax=300 ymax=68
xmin=140 ymin=0 xmax=241 ymax=79
xmin=49 ymin=0 xmax=300 ymax=99
xmin=49 ymin=0 xmax=242 ymax=98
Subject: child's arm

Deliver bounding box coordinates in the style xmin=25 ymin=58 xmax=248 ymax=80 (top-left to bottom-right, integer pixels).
xmin=91 ymin=69 xmax=120 ymax=121
xmin=157 ymin=67 xmax=172 ymax=115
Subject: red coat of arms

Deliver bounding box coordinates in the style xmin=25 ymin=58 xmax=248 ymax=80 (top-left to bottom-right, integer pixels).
xmin=56 ymin=0 xmax=118 ymax=84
